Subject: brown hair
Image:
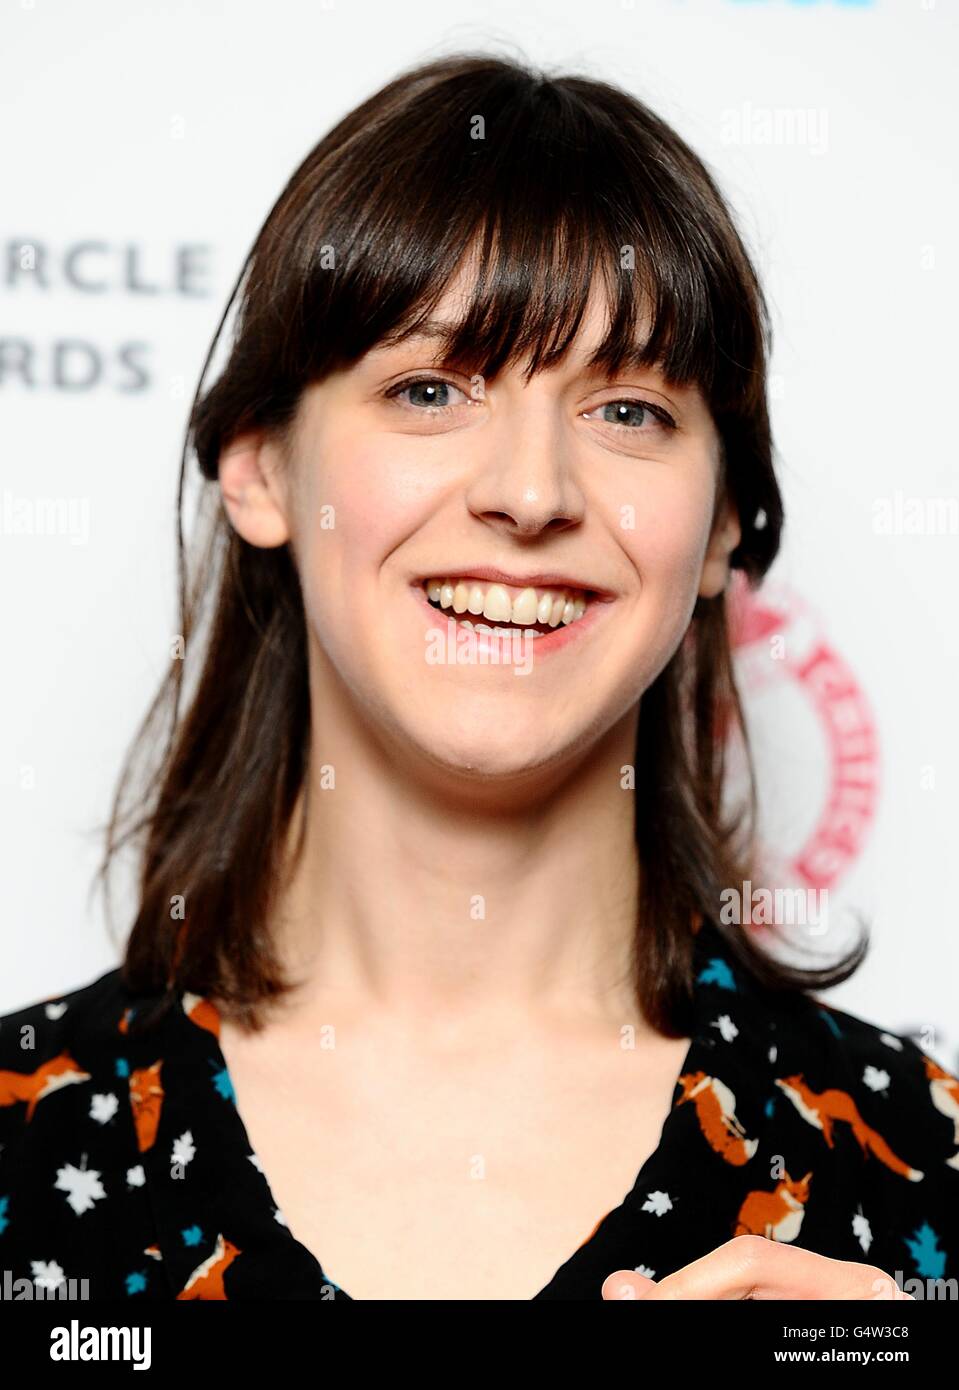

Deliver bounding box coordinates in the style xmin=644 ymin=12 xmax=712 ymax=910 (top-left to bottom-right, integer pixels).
xmin=96 ymin=50 xmax=867 ymax=1037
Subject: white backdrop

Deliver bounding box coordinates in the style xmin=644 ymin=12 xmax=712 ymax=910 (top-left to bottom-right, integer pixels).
xmin=2 ymin=0 xmax=956 ymax=1072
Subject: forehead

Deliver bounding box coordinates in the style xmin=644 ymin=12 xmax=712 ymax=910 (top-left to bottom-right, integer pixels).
xmin=372 ymin=265 xmax=639 ymax=358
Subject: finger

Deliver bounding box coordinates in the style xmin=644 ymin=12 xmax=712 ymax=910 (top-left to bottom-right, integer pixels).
xmin=639 ymin=1236 xmax=908 ymax=1301
xmin=602 ymin=1270 xmax=657 ymax=1300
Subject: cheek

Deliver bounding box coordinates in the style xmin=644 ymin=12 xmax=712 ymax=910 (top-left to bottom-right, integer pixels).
xmin=295 ymin=436 xmax=428 ymax=584
xmin=610 ymin=472 xmax=717 ymax=678
xmin=618 ymin=472 xmax=715 ymax=588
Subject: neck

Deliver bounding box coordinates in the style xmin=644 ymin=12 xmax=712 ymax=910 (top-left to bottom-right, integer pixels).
xmin=267 ymin=654 xmax=646 ymax=1034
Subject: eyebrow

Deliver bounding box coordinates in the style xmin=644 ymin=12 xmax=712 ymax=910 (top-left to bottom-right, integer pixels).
xmin=374 ymin=320 xmax=457 ymax=349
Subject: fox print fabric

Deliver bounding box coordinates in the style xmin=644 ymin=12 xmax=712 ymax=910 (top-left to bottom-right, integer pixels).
xmin=1 ymin=917 xmax=957 ymax=1299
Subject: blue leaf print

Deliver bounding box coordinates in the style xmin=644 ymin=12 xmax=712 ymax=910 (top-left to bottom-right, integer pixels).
xmin=212 ymin=1065 xmax=236 ymax=1103
xmin=0 ymin=1196 xmax=9 ymax=1236
xmin=698 ymin=957 xmax=736 ymax=992
xmin=904 ymin=1222 xmax=947 ymax=1280
xmin=125 ymin=1270 xmax=147 ymax=1294
xmin=115 ymin=1057 xmax=130 ymax=1079
xmin=182 ymin=1224 xmax=204 ymax=1247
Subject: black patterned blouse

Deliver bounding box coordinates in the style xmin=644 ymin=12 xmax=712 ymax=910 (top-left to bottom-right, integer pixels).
xmin=1 ymin=917 xmax=957 ymax=1300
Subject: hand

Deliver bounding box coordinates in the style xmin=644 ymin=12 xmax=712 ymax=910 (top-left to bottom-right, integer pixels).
xmin=601 ymin=1235 xmax=916 ymax=1300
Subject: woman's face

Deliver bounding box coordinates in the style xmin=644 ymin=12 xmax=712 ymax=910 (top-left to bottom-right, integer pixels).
xmin=222 ymin=271 xmax=740 ymax=786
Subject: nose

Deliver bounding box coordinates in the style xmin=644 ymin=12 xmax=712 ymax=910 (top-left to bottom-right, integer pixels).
xmin=463 ymin=395 xmax=586 ymax=537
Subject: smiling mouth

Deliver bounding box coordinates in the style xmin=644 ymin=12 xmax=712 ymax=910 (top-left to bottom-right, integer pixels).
xmin=420 ymin=576 xmax=594 ymax=636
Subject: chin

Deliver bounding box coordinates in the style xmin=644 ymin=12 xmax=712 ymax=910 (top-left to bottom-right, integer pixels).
xmin=403 ymin=719 xmax=565 ymax=783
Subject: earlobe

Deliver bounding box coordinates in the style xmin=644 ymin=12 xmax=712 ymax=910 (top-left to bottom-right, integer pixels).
xmin=698 ymin=502 xmax=742 ymax=600
xmin=217 ymin=433 xmax=292 ymax=549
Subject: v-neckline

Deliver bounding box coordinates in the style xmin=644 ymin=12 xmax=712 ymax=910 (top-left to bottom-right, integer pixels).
xmin=129 ymin=917 xmax=764 ymax=1300
xmin=213 ymin=1022 xmax=700 ymax=1301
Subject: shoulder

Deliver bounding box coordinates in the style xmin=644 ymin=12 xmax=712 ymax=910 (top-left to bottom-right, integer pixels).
xmin=0 ymin=966 xmax=159 ymax=1296
xmin=782 ymin=984 xmax=958 ymax=1155
xmin=700 ymin=924 xmax=959 ymax=1287
xmin=704 ymin=923 xmax=958 ymax=1174
xmin=771 ymin=983 xmax=959 ymax=1286
xmin=750 ymin=948 xmax=959 ymax=1180
xmin=806 ymin=1000 xmax=956 ymax=1278
xmin=805 ymin=992 xmax=959 ymax=1173
xmin=0 ymin=965 xmax=137 ymax=1120
xmin=0 ymin=962 xmax=139 ymax=1166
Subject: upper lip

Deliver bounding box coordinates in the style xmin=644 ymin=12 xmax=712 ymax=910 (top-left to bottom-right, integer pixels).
xmin=417 ymin=566 xmax=613 ymax=598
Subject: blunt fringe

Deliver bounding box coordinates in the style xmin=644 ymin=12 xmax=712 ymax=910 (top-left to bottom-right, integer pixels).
xmin=94 ymin=50 xmax=868 ymax=1038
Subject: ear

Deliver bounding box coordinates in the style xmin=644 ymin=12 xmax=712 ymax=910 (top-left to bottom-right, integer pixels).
xmin=698 ymin=494 xmax=742 ymax=599
xmin=218 ymin=430 xmax=292 ymax=549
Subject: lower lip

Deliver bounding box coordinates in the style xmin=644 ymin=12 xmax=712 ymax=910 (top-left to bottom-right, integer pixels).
xmin=409 ymin=583 xmax=614 ymax=660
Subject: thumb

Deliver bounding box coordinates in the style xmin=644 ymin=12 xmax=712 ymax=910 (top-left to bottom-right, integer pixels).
xmin=601 ymin=1269 xmax=658 ymax=1300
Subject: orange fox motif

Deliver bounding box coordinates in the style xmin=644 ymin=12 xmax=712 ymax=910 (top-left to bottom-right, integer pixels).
xmin=176 ymin=1234 xmax=242 ymax=1299
xmin=735 ymin=1170 xmax=813 ymax=1241
xmin=775 ymin=1074 xmax=923 ymax=1180
xmin=0 ymin=1051 xmax=91 ymax=1122
xmin=675 ymin=1070 xmax=759 ymax=1165
xmin=181 ymin=993 xmax=221 ymax=1039
xmin=922 ymin=1055 xmax=959 ymax=1169
xmin=128 ymin=1060 xmax=165 ymax=1153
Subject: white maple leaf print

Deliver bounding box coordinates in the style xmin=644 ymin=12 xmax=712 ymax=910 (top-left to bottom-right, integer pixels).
xmin=641 ymin=1190 xmax=673 ymax=1217
xmin=171 ymin=1131 xmax=196 ymax=1167
xmin=634 ymin=1264 xmax=656 ymax=1279
xmin=127 ymin=1165 xmax=145 ymax=1188
xmin=769 ymin=1044 xmax=778 ymax=1064
xmin=879 ymin=1032 xmax=904 ymax=1051
xmin=44 ymin=1001 xmax=68 ymax=1021
xmin=31 ymin=1259 xmax=66 ymax=1290
xmin=852 ymin=1208 xmax=872 ymax=1253
xmin=863 ymin=1065 xmax=890 ymax=1094
xmin=55 ymin=1161 xmax=106 ymax=1215
xmin=711 ymin=1014 xmax=738 ymax=1043
xmin=90 ymin=1092 xmax=119 ymax=1125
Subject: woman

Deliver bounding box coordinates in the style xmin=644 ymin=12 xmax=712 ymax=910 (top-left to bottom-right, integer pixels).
xmin=1 ymin=52 xmax=955 ymax=1302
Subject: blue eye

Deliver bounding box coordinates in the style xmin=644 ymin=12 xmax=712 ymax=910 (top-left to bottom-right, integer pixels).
xmin=385 ymin=377 xmax=470 ymax=410
xmin=587 ymin=400 xmax=677 ymax=432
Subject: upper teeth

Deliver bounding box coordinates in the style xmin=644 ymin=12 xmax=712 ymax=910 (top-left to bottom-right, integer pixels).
xmin=423 ymin=578 xmax=588 ymax=628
